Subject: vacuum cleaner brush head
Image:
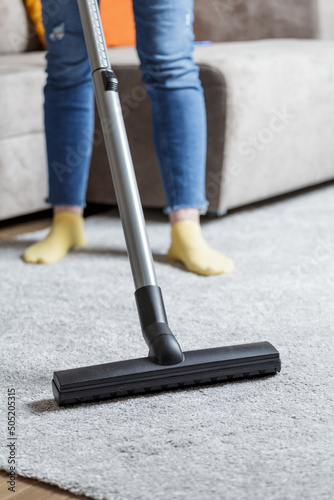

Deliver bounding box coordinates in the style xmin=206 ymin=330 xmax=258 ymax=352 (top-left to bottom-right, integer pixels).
xmin=52 ymin=341 xmax=281 ymax=406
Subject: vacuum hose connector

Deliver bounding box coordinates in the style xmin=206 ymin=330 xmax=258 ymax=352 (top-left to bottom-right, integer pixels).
xmin=135 ymin=286 xmax=184 ymax=366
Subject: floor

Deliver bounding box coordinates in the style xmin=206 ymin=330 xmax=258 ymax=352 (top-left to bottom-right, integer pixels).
xmin=0 ymin=471 xmax=90 ymax=500
xmin=0 ymin=203 xmax=112 ymax=242
xmin=0 ymin=217 xmax=51 ymax=242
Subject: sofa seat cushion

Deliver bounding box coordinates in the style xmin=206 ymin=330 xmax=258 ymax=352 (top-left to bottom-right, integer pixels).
xmin=193 ymin=39 xmax=334 ymax=210
xmin=0 ymin=134 xmax=48 ymax=219
xmin=0 ymin=51 xmax=46 ymax=139
xmin=0 ymin=47 xmax=143 ymax=142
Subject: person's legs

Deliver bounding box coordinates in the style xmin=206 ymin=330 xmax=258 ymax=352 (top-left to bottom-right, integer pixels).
xmin=133 ymin=0 xmax=234 ymax=275
xmin=23 ymin=0 xmax=93 ymax=264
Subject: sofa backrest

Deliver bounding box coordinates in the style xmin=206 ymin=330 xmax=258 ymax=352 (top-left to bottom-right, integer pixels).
xmin=194 ymin=0 xmax=317 ymax=42
xmin=0 ymin=0 xmax=40 ymax=55
xmin=1 ymin=0 xmax=332 ymax=57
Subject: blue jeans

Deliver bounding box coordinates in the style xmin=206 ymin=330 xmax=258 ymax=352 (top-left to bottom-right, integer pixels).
xmin=41 ymin=0 xmax=208 ymax=213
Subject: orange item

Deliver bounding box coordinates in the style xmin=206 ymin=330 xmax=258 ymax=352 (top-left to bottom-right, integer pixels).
xmin=100 ymin=0 xmax=136 ymax=47
xmin=24 ymin=0 xmax=46 ymax=48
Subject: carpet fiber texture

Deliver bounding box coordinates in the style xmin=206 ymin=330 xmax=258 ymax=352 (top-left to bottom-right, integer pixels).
xmin=0 ymin=185 xmax=333 ymax=500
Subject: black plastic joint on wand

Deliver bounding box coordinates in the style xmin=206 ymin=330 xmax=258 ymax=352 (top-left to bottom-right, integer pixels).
xmin=135 ymin=285 xmax=184 ymax=366
xmin=101 ymin=69 xmax=118 ymax=92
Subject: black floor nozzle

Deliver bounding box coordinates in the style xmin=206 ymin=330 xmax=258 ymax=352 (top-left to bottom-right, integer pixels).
xmin=52 ymin=341 xmax=281 ymax=406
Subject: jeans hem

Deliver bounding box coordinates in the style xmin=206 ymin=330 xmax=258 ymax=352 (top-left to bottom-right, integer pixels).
xmin=163 ymin=203 xmax=208 ymax=215
xmin=45 ymin=197 xmax=86 ymax=207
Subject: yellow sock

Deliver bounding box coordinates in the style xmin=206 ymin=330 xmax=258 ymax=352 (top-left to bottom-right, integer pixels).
xmin=167 ymin=220 xmax=234 ymax=276
xmin=22 ymin=212 xmax=86 ymax=264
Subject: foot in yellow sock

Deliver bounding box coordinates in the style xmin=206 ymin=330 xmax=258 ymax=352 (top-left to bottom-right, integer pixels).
xmin=22 ymin=212 xmax=86 ymax=264
xmin=167 ymin=220 xmax=234 ymax=276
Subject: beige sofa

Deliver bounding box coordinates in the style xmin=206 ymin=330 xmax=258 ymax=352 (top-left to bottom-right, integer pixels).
xmin=1 ymin=0 xmax=334 ymax=221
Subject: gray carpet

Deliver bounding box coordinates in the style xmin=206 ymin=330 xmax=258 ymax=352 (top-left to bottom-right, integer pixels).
xmin=0 ymin=185 xmax=333 ymax=500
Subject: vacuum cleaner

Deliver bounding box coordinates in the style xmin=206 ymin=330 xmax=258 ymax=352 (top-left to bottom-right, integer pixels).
xmin=52 ymin=0 xmax=281 ymax=406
